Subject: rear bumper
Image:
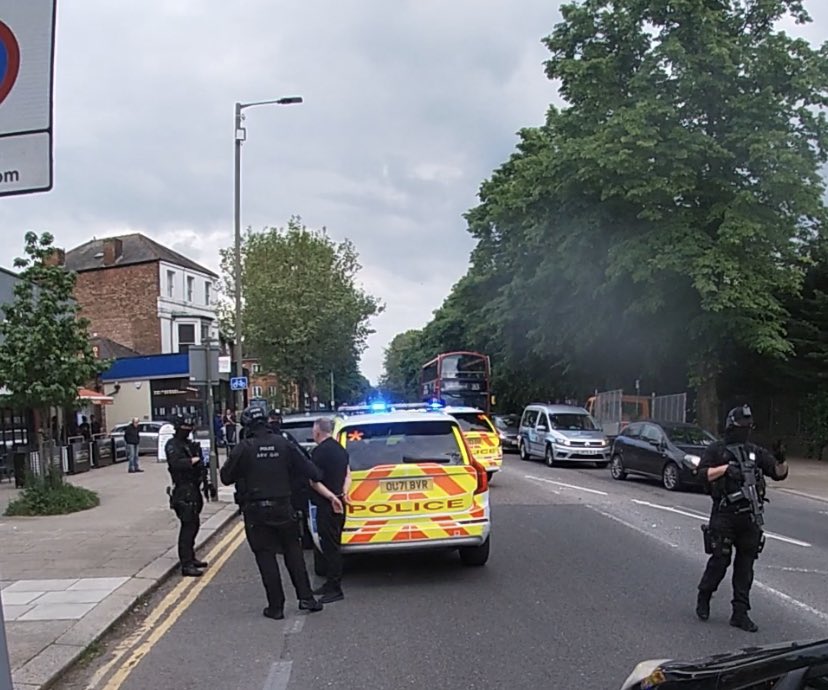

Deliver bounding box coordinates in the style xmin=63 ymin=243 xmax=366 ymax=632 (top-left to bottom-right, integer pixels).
xmin=341 ymin=532 xmax=489 ymax=554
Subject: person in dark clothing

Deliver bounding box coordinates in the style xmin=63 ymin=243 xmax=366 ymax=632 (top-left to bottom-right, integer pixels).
xmin=220 ymin=405 xmax=343 ymax=620
xmin=79 ymin=416 xmax=91 ymax=441
xmin=696 ymin=404 xmax=788 ymax=632
xmin=310 ymin=417 xmax=351 ymax=603
xmin=165 ymin=416 xmax=208 ymax=577
xmin=124 ymin=418 xmax=142 ymax=473
xmin=267 ymin=409 xmax=312 ymax=546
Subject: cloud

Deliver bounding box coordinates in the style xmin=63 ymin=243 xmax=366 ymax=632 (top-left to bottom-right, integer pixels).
xmin=2 ymin=1 xmax=823 ymax=383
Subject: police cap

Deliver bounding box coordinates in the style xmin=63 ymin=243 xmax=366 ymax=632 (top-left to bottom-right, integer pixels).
xmin=173 ymin=415 xmax=195 ymax=431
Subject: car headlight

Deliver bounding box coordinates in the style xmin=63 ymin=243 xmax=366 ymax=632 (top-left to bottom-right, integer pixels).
xmin=683 ymin=453 xmax=700 ymax=467
xmin=554 ymin=437 xmax=571 ymax=446
xmin=619 ymin=659 xmax=670 ymax=689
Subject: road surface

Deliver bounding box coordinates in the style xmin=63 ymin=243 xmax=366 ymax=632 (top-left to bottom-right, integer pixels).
xmin=57 ymin=455 xmax=828 ymax=690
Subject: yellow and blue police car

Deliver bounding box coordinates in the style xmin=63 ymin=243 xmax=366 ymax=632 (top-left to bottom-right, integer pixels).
xmin=442 ymin=406 xmax=503 ymax=481
xmin=309 ymin=400 xmax=491 ymax=569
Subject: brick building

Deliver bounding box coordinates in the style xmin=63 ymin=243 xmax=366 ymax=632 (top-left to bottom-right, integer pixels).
xmin=243 ymin=357 xmax=299 ymax=410
xmin=51 ymin=233 xmax=219 ymax=355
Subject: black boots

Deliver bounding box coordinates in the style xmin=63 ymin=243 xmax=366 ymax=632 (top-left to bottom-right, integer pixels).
xmin=696 ymin=591 xmax=711 ymax=621
xmin=730 ymin=610 xmax=758 ymax=632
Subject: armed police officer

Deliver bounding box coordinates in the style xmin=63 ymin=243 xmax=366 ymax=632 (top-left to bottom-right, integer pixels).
xmin=166 ymin=416 xmax=209 ymax=577
xmin=220 ymin=405 xmax=344 ymax=620
xmin=696 ymin=404 xmax=788 ymax=632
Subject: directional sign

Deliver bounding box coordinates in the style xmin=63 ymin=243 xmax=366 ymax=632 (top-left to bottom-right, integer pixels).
xmin=0 ymin=1 xmax=56 ymax=197
xmin=218 ymin=355 xmax=231 ymax=374
xmin=230 ymin=376 xmax=248 ymax=391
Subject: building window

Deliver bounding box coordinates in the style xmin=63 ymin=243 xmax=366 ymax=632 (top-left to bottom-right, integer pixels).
xmin=166 ymin=270 xmax=175 ymax=298
xmin=200 ymin=321 xmax=210 ymax=344
xmin=251 ymin=362 xmax=261 ymax=374
xmin=252 ymin=385 xmax=263 ymax=398
xmin=205 ymin=282 xmax=211 ymax=305
xmin=186 ymin=276 xmax=194 ymax=302
xmin=268 ymin=385 xmax=278 ymax=398
xmin=177 ymin=323 xmax=196 ymax=353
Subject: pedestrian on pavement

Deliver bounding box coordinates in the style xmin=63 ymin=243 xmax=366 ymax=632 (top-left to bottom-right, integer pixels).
xmin=165 ymin=416 xmax=208 ymax=577
xmin=223 ymin=409 xmax=237 ymax=448
xmin=695 ymin=404 xmax=788 ymax=632
xmin=310 ymin=416 xmax=351 ymax=603
xmin=220 ymin=405 xmax=343 ymax=620
xmin=213 ymin=411 xmax=224 ymax=447
xmin=124 ymin=418 xmax=143 ymax=473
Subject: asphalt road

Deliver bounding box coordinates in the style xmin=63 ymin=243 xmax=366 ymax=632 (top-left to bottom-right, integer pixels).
xmin=60 ymin=455 xmax=828 ymax=690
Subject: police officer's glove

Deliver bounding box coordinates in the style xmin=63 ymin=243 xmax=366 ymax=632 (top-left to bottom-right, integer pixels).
xmin=726 ymin=462 xmax=742 ymax=481
xmin=773 ymin=439 xmax=787 ymax=464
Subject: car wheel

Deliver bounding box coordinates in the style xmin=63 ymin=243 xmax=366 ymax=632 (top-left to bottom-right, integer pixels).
xmin=662 ymin=462 xmax=681 ymax=491
xmin=610 ymin=454 xmax=627 ymax=480
xmin=544 ymin=444 xmax=556 ymax=467
xmin=459 ymin=537 xmax=490 ymax=567
xmin=486 ymin=471 xmax=494 ymax=483
xmin=313 ymin=547 xmax=326 ymax=577
xmin=519 ymin=440 xmax=530 ymax=461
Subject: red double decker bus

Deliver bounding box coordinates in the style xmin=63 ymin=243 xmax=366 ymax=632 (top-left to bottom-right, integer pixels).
xmin=420 ymin=351 xmax=492 ymax=413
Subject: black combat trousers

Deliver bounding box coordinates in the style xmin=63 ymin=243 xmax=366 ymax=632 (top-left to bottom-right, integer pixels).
xmin=173 ymin=488 xmax=204 ymax=568
xmin=244 ymin=501 xmax=314 ymax=611
xmin=698 ymin=511 xmax=763 ymax=612
xmin=316 ymin=501 xmax=345 ymax=592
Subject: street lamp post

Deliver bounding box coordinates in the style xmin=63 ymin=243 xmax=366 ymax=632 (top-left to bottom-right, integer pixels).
xmin=233 ymin=96 xmax=303 ymax=414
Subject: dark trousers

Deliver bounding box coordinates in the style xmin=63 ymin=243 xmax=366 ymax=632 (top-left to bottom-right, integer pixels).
xmin=173 ymin=496 xmax=203 ymax=567
xmin=316 ymin=502 xmax=345 ymax=590
xmin=698 ymin=512 xmax=763 ymax=612
xmin=244 ymin=517 xmax=314 ymax=611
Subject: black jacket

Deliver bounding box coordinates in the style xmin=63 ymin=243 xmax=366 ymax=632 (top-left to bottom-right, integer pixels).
xmin=124 ymin=424 xmax=140 ymax=446
xmin=698 ymin=440 xmax=787 ymax=507
xmin=220 ymin=426 xmax=322 ymax=504
xmin=166 ymin=436 xmax=203 ymax=497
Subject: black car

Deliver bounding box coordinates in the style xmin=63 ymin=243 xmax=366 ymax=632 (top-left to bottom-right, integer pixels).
xmin=609 ymin=420 xmax=716 ymax=491
xmin=620 ymin=638 xmax=828 ymax=689
xmin=492 ymin=414 xmax=520 ymax=452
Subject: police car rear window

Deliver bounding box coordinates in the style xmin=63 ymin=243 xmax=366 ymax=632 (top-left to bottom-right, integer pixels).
xmin=341 ymin=420 xmax=464 ymax=471
xmin=281 ymin=420 xmax=315 ymax=443
xmin=451 ymin=413 xmax=494 ymax=433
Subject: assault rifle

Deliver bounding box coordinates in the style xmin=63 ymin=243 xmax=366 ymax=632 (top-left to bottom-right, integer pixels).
xmin=721 ymin=444 xmax=765 ymax=527
xmin=190 ymin=441 xmax=217 ymax=502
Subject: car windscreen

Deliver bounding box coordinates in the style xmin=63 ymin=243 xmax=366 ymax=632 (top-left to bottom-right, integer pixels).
xmin=340 ymin=420 xmax=465 ymax=471
xmin=549 ymin=413 xmax=598 ymax=431
xmin=494 ymin=415 xmax=519 ymax=430
xmin=451 ymin=412 xmax=495 ymax=433
xmin=665 ymin=426 xmax=716 ymax=446
xmin=281 ymin=420 xmax=315 ymax=443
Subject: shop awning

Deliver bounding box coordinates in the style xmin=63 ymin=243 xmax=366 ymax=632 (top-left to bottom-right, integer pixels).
xmin=78 ymin=387 xmax=114 ymax=405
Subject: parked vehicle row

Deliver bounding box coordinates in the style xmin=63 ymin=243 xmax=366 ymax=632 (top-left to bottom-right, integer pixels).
xmin=498 ymin=401 xmax=717 ymax=493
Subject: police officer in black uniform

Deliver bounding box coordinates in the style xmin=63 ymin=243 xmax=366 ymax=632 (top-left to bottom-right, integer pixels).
xmin=696 ymin=404 xmax=788 ymax=631
xmin=220 ymin=405 xmax=344 ymax=620
xmin=166 ymin=416 xmax=208 ymax=577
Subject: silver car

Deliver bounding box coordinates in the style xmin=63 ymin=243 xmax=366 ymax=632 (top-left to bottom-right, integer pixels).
xmin=109 ymin=421 xmax=165 ymax=456
xmin=518 ymin=403 xmax=611 ymax=467
xmin=281 ymin=413 xmax=333 ymax=453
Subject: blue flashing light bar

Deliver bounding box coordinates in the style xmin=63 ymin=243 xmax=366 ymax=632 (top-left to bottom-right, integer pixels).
xmin=425 ymin=398 xmax=446 ymax=410
xmin=369 ymin=401 xmax=389 ymax=412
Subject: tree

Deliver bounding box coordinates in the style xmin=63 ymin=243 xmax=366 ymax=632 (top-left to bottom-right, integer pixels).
xmin=0 ymin=232 xmax=107 ymax=479
xmin=379 ymin=330 xmax=425 ymax=402
xmin=220 ymin=217 xmax=382 ymax=399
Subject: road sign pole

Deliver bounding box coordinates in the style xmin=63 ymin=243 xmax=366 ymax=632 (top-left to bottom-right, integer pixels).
xmin=206 ymin=343 xmax=219 ymax=492
xmin=0 ymin=597 xmax=14 ymax=690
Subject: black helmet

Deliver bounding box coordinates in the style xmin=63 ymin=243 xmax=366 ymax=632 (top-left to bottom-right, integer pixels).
xmin=173 ymin=415 xmax=195 ymax=432
xmin=725 ymin=404 xmax=753 ymax=431
xmin=241 ymin=405 xmax=267 ymax=428
xmin=268 ymin=408 xmax=282 ymax=420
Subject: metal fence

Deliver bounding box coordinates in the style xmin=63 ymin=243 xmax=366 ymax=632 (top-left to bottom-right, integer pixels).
xmin=595 ymin=389 xmax=623 ymax=436
xmin=652 ymin=393 xmax=687 ymax=423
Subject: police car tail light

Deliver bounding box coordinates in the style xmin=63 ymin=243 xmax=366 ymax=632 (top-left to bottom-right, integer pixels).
xmin=471 ymin=456 xmax=488 ymax=494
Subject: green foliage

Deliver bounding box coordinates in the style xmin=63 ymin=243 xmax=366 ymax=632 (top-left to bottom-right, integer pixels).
xmin=219 ymin=217 xmax=382 ymax=395
xmin=0 ymin=232 xmax=108 ymax=414
xmin=799 ymin=391 xmax=828 ymax=461
xmin=382 ymin=0 xmax=828 ymax=426
xmin=5 ymin=471 xmax=100 ymax=516
xmin=379 ymin=330 xmax=426 ymax=402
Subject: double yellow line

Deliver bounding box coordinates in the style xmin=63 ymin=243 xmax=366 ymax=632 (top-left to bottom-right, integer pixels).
xmin=86 ymin=521 xmax=246 ymax=690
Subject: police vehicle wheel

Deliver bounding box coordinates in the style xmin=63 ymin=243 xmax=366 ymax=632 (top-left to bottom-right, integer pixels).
xmin=459 ymin=537 xmax=490 ymax=567
xmin=662 ymin=462 xmax=680 ymax=491
xmin=610 ymin=454 xmax=627 ymax=480
xmin=313 ymin=547 xmax=326 ymax=577
xmin=544 ymin=444 xmax=556 ymax=467
xmin=486 ymin=471 xmax=494 ymax=483
xmin=519 ymin=440 xmax=530 ymax=461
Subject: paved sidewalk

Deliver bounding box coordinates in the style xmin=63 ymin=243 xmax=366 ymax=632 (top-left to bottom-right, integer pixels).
xmin=0 ymin=456 xmax=237 ymax=690
xmin=771 ymin=455 xmax=828 ymax=503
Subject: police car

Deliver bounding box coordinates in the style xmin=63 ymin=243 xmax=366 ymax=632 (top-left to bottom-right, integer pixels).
xmin=309 ymin=400 xmax=491 ymax=571
xmin=442 ymin=406 xmax=503 ymax=481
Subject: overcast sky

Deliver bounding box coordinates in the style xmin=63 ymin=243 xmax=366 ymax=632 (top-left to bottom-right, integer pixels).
xmin=1 ymin=2 xmax=825 ymax=384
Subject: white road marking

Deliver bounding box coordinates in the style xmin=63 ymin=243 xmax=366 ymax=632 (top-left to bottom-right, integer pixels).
xmin=630 ymin=499 xmax=812 ymax=548
xmin=525 ymin=475 xmax=608 ymax=496
xmin=754 ymin=582 xmax=828 ymax=624
xmin=285 ymin=617 xmax=305 ymax=634
xmin=263 ymin=661 xmax=292 ymax=690
xmin=589 ymin=506 xmax=678 ymax=549
xmin=763 ymin=565 xmax=828 ymax=576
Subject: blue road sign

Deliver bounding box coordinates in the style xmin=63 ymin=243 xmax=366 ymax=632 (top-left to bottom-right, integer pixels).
xmin=230 ymin=376 xmax=248 ymax=391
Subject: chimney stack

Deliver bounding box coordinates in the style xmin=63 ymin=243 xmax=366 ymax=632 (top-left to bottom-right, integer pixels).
xmin=45 ymin=248 xmax=66 ymax=267
xmin=103 ymin=237 xmax=123 ymax=266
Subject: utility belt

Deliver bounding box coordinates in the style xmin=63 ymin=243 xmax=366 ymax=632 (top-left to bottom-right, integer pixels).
xmin=701 ymin=522 xmax=766 ymax=559
xmin=243 ymin=498 xmax=296 ymax=527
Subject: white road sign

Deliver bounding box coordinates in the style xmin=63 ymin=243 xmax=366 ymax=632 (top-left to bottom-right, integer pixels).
xmin=218 ymin=355 xmax=231 ymax=374
xmin=0 ymin=1 xmax=56 ymax=197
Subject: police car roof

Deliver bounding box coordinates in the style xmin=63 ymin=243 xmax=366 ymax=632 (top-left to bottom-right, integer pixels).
xmin=282 ymin=412 xmax=333 ymax=420
xmin=442 ymin=406 xmax=485 ymax=414
xmin=337 ymin=410 xmax=457 ymax=426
